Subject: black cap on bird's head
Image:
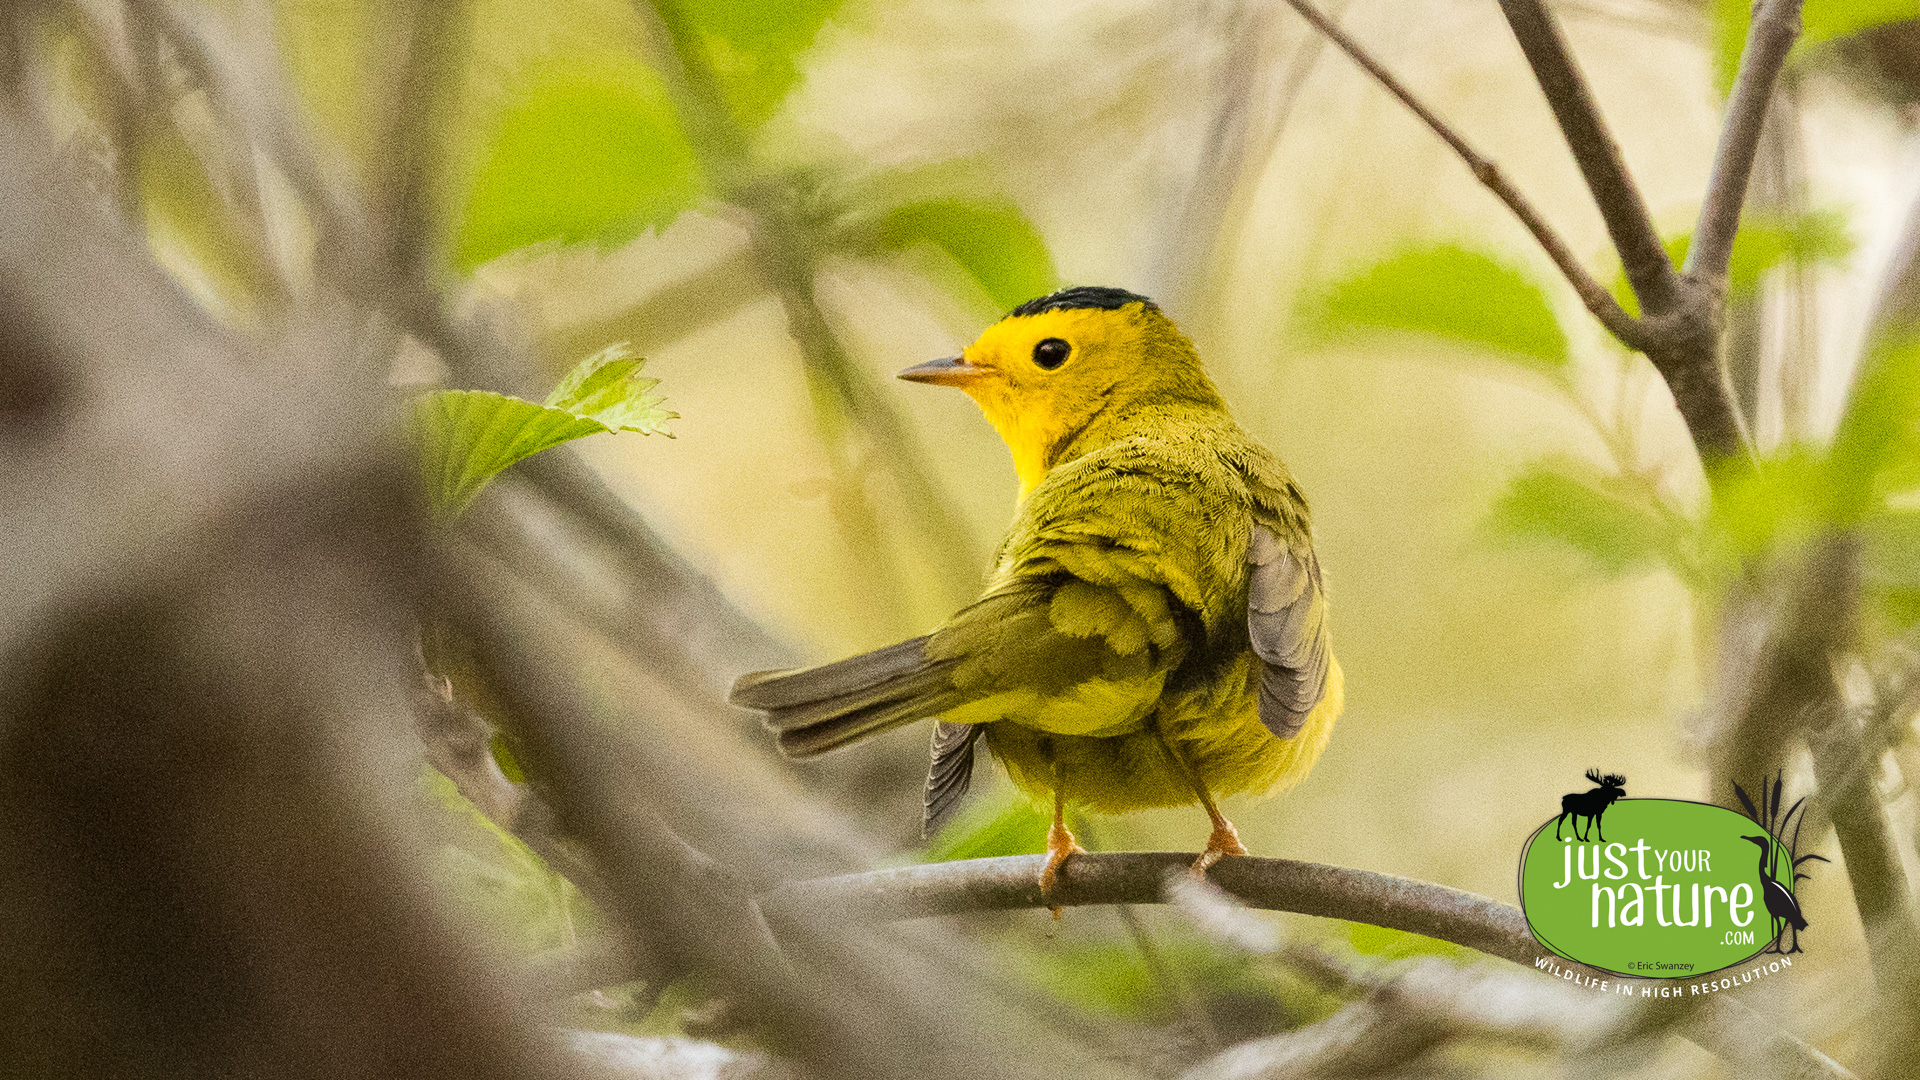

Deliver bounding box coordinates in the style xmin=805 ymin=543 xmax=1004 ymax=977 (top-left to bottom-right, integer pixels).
xmin=1004 ymin=286 xmax=1159 ymax=320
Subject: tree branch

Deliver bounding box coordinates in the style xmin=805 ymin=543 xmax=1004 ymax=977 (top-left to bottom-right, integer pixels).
xmin=1687 ymin=0 xmax=1803 ymax=281
xmin=770 ymin=853 xmax=1853 ymax=1079
xmin=1274 ymin=0 xmax=1648 ymax=349
xmin=771 ymin=852 xmax=1536 ymax=960
xmin=1493 ymin=0 xmax=1678 ymax=314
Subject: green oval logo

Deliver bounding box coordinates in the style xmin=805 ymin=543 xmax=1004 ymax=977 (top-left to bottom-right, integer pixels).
xmin=1520 ymin=799 xmax=1785 ymax=978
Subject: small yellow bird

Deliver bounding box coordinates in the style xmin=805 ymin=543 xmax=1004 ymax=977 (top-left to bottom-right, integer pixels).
xmin=731 ymin=287 xmax=1342 ymax=897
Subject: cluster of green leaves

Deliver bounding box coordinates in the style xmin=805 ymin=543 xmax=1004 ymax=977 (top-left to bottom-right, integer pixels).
xmin=455 ymin=1 xmax=1059 ymax=314
xmin=1302 ymin=213 xmax=1920 ymax=634
xmin=414 ymin=343 xmax=675 ymax=519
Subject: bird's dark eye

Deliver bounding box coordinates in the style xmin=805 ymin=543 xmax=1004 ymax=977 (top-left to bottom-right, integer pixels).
xmin=1033 ymin=338 xmax=1071 ymax=370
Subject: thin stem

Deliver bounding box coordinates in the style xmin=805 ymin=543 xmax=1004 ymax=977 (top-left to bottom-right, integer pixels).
xmin=1688 ymin=0 xmax=1804 ymax=281
xmin=1494 ymin=0 xmax=1677 ymax=315
xmin=1275 ymin=0 xmax=1648 ymax=349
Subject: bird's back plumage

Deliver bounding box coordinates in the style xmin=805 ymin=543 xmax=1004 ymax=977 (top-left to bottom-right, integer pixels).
xmin=728 ymin=289 xmax=1341 ymax=837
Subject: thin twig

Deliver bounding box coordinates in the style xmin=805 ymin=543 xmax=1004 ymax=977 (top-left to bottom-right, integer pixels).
xmin=1687 ymin=0 xmax=1804 ymax=282
xmin=627 ymin=0 xmax=989 ymax=615
xmin=1274 ymin=0 xmax=1648 ymax=349
xmin=1494 ymin=0 xmax=1678 ymax=315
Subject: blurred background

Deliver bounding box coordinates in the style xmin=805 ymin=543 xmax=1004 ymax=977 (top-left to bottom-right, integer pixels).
xmin=5 ymin=0 xmax=1920 ymax=1077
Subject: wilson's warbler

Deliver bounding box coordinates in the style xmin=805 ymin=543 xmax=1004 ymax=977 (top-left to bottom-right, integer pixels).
xmin=731 ymin=287 xmax=1342 ymax=898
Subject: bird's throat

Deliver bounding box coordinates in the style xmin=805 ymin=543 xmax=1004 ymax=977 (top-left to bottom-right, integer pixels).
xmin=991 ymin=411 xmax=1060 ymax=500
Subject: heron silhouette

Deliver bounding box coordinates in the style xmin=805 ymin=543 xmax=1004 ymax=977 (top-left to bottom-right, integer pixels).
xmin=1742 ymin=834 xmax=1808 ymax=954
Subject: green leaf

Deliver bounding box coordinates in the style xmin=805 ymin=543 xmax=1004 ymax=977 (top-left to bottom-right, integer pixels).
xmin=1714 ymin=0 xmax=1918 ymax=94
xmin=415 ymin=345 xmax=674 ymax=518
xmin=1705 ymin=448 xmax=1832 ymax=559
xmin=1346 ymin=922 xmax=1465 ymax=961
xmin=1486 ymin=461 xmax=1701 ymax=581
xmin=672 ymin=0 xmax=845 ymax=125
xmin=920 ymin=792 xmax=1050 ymax=863
xmin=879 ymin=200 xmax=1060 ymax=313
xmin=543 ymin=343 xmax=677 ymax=435
xmin=1611 ymin=210 xmax=1855 ymax=315
xmin=457 ymin=54 xmax=702 ymax=269
xmin=1309 ymin=244 xmax=1568 ymax=375
xmin=422 ymin=768 xmax=587 ymax=956
xmin=1828 ymin=333 xmax=1920 ymax=518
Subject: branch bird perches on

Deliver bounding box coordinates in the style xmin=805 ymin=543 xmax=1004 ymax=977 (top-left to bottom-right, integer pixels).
xmin=763 ymin=852 xmax=1854 ymax=1080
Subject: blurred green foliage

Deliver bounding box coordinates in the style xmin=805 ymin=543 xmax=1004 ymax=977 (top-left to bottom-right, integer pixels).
xmin=1487 ymin=461 xmax=1704 ymax=584
xmin=457 ymin=55 xmax=702 ymax=269
xmin=1344 ymin=922 xmax=1466 ymax=962
xmin=424 ymin=768 xmax=587 ymax=956
xmin=878 ymin=200 xmax=1061 ymax=313
xmin=1305 ymin=244 xmax=1568 ymax=376
xmin=1712 ymin=0 xmax=1918 ymax=93
xmin=672 ymin=0 xmax=843 ymax=126
xmin=1611 ymin=210 xmax=1855 ymax=317
xmin=921 ymin=792 xmax=1052 ymax=862
xmin=1310 ymin=226 xmax=1917 ymax=649
xmin=414 ymin=343 xmax=674 ymax=518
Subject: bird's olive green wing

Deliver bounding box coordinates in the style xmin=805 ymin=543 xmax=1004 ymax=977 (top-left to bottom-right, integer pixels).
xmin=1246 ymin=524 xmax=1330 ymax=738
xmin=926 ymin=452 xmax=1240 ymax=735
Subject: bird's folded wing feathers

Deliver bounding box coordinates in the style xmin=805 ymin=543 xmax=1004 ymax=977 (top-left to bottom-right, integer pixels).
xmin=1246 ymin=525 xmax=1330 ymax=739
xmin=923 ymin=721 xmax=981 ymax=836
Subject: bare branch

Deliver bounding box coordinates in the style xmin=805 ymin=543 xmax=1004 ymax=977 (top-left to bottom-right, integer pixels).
xmin=1181 ymin=957 xmax=1620 ymax=1080
xmin=1494 ymin=0 xmax=1677 ymax=314
xmin=769 ymin=852 xmax=1535 ymax=963
xmin=769 ymin=852 xmax=1853 ymax=1079
xmin=1687 ymin=0 xmax=1804 ymax=282
xmin=1275 ymin=0 xmax=1649 ymax=348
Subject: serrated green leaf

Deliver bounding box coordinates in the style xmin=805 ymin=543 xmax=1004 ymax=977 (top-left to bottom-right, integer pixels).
xmin=1310 ymin=244 xmax=1568 ymax=374
xmin=879 ymin=200 xmax=1060 ymax=313
xmin=422 ymin=768 xmax=586 ymax=956
xmin=1486 ymin=461 xmax=1701 ymax=582
xmin=675 ymin=0 xmax=842 ymax=60
xmin=415 ymin=391 xmax=604 ymax=517
xmin=920 ymin=792 xmax=1050 ymax=863
xmin=544 ymin=343 xmax=676 ymax=435
xmin=457 ymin=54 xmax=701 ymax=269
xmin=415 ymin=346 xmax=674 ymax=518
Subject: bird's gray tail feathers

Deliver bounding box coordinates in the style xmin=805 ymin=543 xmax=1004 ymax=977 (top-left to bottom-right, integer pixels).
xmin=729 ymin=636 xmax=962 ymax=759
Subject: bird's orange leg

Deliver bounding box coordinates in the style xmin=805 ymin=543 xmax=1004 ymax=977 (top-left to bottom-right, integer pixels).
xmin=1039 ymin=764 xmax=1085 ymax=916
xmin=1156 ymin=731 xmax=1248 ymax=873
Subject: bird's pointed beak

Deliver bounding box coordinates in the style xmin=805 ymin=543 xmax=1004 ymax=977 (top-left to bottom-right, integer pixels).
xmin=897 ymin=355 xmax=990 ymax=387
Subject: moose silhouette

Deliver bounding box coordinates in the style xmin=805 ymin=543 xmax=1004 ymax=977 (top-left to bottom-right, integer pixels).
xmin=1554 ymin=769 xmax=1626 ymax=842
